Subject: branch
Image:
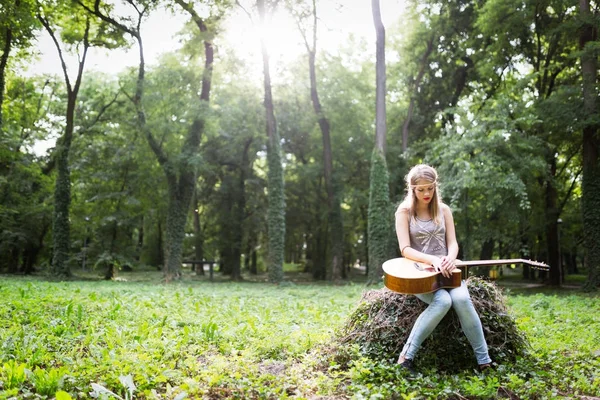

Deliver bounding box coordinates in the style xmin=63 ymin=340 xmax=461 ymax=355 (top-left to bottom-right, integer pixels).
xmin=37 ymin=14 xmax=72 ymax=93
xmin=174 ymin=0 xmax=207 ymax=32
xmin=145 ymin=125 xmax=169 ymax=167
xmin=76 ymin=0 xmax=138 ymax=37
xmin=558 ymin=168 xmax=582 ymax=215
xmin=35 ymin=79 xmax=51 ymax=122
xmin=295 ymin=18 xmax=311 ymax=53
xmin=72 ymin=16 xmax=92 ymax=96
xmin=557 ymin=145 xmax=582 ymax=179
xmin=174 ymin=0 xmax=213 ymax=102
xmin=124 ymin=0 xmax=142 ymax=16
xmin=311 ymin=0 xmax=317 ymax=54
xmin=80 ymin=91 xmax=122 ymax=133
xmin=235 ymin=0 xmax=254 ymax=22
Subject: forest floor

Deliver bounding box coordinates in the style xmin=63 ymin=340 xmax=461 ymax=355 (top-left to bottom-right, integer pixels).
xmin=0 ymin=268 xmax=598 ymax=399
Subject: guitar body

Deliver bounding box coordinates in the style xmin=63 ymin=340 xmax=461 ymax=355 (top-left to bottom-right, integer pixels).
xmin=383 ymin=258 xmax=462 ymax=294
xmin=383 ymin=257 xmax=549 ymax=294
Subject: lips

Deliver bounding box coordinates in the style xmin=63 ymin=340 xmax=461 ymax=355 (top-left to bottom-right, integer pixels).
xmin=423 ymin=197 xmax=431 ymax=201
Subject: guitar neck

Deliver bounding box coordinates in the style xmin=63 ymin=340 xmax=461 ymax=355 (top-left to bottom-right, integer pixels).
xmin=455 ymin=259 xmax=549 ymax=270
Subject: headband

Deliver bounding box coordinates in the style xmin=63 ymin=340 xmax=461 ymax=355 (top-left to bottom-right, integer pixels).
xmin=410 ymin=181 xmax=437 ymax=189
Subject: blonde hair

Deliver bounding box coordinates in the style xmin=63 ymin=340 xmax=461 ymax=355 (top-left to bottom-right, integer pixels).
xmin=398 ymin=164 xmax=442 ymax=224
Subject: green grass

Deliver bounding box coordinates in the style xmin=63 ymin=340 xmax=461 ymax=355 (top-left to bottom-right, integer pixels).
xmin=0 ymin=275 xmax=599 ymax=399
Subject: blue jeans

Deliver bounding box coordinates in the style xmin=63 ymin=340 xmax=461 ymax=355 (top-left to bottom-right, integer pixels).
xmin=400 ymin=281 xmax=492 ymax=365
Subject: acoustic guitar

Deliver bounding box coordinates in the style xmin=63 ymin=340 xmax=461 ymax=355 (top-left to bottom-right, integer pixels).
xmin=382 ymin=257 xmax=550 ymax=294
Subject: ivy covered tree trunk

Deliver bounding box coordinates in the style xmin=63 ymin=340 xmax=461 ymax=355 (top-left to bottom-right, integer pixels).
xmin=51 ymin=131 xmax=73 ymax=278
xmin=580 ymin=0 xmax=600 ymax=291
xmin=258 ymin=0 xmax=285 ymax=283
xmin=38 ymin=13 xmax=91 ymax=278
xmin=368 ymin=149 xmax=391 ymax=283
xmin=164 ymin=178 xmax=194 ymax=280
xmin=162 ymin=118 xmax=206 ymax=281
xmin=192 ymin=190 xmax=205 ymax=276
xmin=367 ymin=0 xmax=391 ymax=283
xmin=266 ymin=131 xmax=286 ymax=283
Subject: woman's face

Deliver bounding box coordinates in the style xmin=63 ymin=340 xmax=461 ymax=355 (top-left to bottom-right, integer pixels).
xmin=413 ymin=179 xmax=436 ymax=205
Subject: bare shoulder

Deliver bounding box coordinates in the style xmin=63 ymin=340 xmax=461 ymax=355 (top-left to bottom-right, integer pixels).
xmin=395 ymin=202 xmax=410 ymax=216
xmin=440 ymin=203 xmax=454 ymax=217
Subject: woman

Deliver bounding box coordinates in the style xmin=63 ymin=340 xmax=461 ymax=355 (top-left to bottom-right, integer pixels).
xmin=395 ymin=164 xmax=492 ymax=373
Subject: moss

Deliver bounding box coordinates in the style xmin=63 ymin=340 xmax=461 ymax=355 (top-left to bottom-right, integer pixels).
xmin=367 ymin=149 xmax=392 ymax=283
xmin=51 ymin=143 xmax=72 ymax=278
xmin=267 ymin=133 xmax=286 ymax=283
xmin=336 ymin=277 xmax=529 ymax=371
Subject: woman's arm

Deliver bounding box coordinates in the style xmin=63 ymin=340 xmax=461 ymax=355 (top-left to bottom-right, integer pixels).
xmin=395 ymin=208 xmax=442 ymax=268
xmin=441 ymin=204 xmax=459 ymax=276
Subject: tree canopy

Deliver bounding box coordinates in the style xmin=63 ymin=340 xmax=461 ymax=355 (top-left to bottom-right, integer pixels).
xmin=1 ymin=0 xmax=598 ymax=289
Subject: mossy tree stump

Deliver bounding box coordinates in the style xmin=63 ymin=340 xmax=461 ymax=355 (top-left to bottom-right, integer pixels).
xmin=337 ymin=277 xmax=529 ymax=371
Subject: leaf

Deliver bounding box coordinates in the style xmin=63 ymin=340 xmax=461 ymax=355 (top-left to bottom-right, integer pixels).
xmin=90 ymin=382 xmax=123 ymax=399
xmin=55 ymin=391 xmax=74 ymax=400
xmin=118 ymin=374 xmax=136 ymax=398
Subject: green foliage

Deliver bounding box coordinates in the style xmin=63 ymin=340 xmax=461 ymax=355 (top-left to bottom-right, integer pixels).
xmin=0 ymin=277 xmax=359 ymax=398
xmin=1 ymin=277 xmax=599 ymax=398
xmin=1 ymin=360 xmax=26 ymax=390
xmin=31 ymin=367 xmax=67 ymax=396
xmin=367 ymin=149 xmax=392 ymax=282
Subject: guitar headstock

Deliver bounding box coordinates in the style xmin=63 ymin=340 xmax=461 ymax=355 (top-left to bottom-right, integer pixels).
xmin=522 ymin=259 xmax=550 ymax=270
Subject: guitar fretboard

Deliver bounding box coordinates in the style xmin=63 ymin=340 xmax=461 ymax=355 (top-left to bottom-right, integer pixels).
xmin=455 ymin=259 xmax=549 ymax=270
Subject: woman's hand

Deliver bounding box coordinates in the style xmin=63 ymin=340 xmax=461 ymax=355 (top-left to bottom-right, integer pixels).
xmin=440 ymin=256 xmax=456 ymax=278
xmin=428 ymin=257 xmax=445 ymax=276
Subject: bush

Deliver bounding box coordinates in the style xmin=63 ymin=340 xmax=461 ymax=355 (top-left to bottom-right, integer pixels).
xmin=336 ymin=277 xmax=529 ymax=371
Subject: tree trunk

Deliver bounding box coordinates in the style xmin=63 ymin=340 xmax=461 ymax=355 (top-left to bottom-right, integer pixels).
xmin=229 ymin=139 xmax=252 ymax=281
xmin=157 ymin=219 xmax=164 ymax=270
xmin=258 ymin=0 xmax=285 ymax=283
xmin=251 ymin=249 xmax=257 ymax=274
xmin=105 ymin=217 xmax=119 ymax=280
xmin=51 ymin=121 xmax=74 ymax=278
xmin=163 ymin=166 xmax=197 ymax=280
xmin=367 ymin=0 xmax=391 ymax=283
xmin=545 ymin=153 xmax=561 ymax=286
xmin=39 ymin=15 xmax=90 ymax=278
xmin=0 ymin=24 xmax=12 ymax=131
xmin=580 ymin=0 xmax=600 ymax=290
xmin=192 ymin=190 xmax=205 ymax=275
xmin=135 ymin=217 xmax=144 ymax=262
xmin=479 ymin=239 xmax=495 ymax=261
xmin=303 ymin=0 xmax=343 ymax=281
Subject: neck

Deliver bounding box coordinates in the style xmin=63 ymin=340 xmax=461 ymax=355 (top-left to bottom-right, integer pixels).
xmin=415 ymin=202 xmax=429 ymax=212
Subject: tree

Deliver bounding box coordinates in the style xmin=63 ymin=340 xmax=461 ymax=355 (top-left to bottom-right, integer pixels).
xmin=579 ymin=0 xmax=600 ymax=290
xmin=290 ymin=0 xmax=344 ymax=280
xmin=80 ymin=0 xmax=223 ymax=281
xmin=0 ymin=0 xmax=38 ymax=132
xmin=0 ymin=75 xmax=55 ymax=274
xmin=367 ymin=0 xmax=391 ymax=283
xmin=243 ymin=0 xmax=286 ymax=283
xmin=38 ymin=0 xmax=123 ymax=278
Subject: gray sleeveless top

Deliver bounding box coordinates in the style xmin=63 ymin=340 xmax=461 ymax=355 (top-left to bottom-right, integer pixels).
xmin=409 ymin=213 xmax=447 ymax=257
